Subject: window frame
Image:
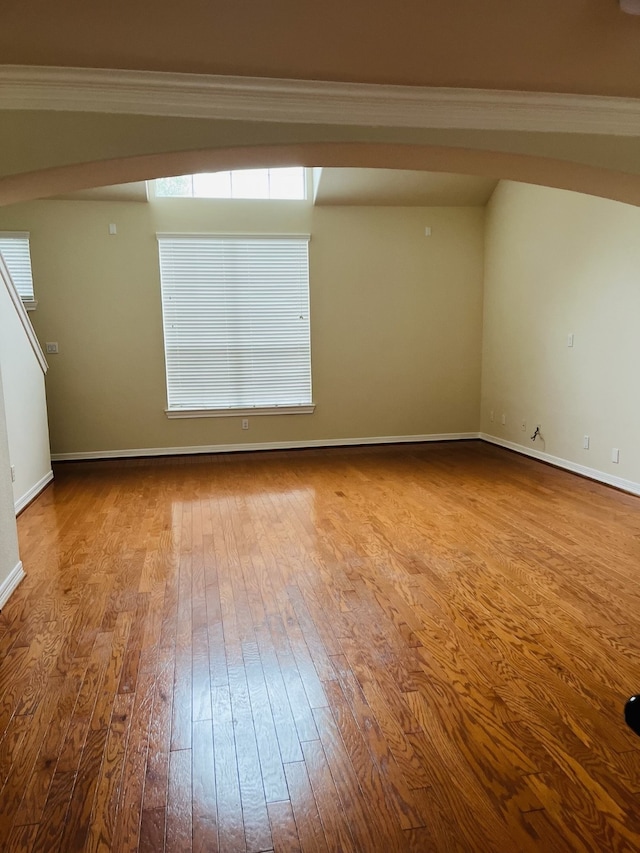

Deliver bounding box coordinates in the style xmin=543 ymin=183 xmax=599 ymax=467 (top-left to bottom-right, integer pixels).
xmin=157 ymin=232 xmax=315 ymax=419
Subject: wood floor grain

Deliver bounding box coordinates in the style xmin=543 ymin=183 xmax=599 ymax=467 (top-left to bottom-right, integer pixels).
xmin=4 ymin=440 xmax=640 ymax=851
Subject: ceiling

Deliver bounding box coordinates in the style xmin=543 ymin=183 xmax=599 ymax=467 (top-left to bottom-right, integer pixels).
xmin=52 ymin=182 xmax=149 ymax=203
xmin=1 ymin=1 xmax=640 ymax=98
xmin=2 ymin=2 xmax=640 ymax=208
xmin=313 ymin=169 xmax=498 ymax=207
xmin=54 ymin=170 xmax=499 ymax=207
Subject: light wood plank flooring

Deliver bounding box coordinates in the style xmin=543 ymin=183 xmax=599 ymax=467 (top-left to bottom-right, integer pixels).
xmin=3 ymin=440 xmax=640 ymax=851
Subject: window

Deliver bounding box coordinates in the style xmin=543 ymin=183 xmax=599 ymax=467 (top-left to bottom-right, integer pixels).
xmin=0 ymin=232 xmax=36 ymax=308
xmin=157 ymin=234 xmax=313 ymax=417
xmin=155 ymin=167 xmax=306 ymax=200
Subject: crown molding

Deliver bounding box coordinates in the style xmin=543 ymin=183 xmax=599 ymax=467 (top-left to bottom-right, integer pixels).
xmin=1 ymin=65 xmax=640 ymax=136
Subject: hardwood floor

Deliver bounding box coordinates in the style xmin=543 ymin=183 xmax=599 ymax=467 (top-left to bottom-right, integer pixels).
xmin=3 ymin=439 xmax=640 ymax=851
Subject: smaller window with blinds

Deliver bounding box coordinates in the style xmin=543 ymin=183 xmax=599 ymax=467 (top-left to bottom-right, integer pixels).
xmin=0 ymin=232 xmax=36 ymax=309
xmin=157 ymin=234 xmax=314 ymax=417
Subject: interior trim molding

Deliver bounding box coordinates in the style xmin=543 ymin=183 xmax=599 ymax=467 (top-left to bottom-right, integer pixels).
xmin=165 ymin=404 xmax=316 ymax=419
xmin=50 ymin=433 xmax=640 ymax=497
xmin=2 ymin=65 xmax=640 ymax=136
xmin=0 ymin=561 xmax=25 ymax=610
xmin=50 ymin=432 xmax=480 ymax=461
xmin=480 ymin=433 xmax=640 ymax=497
xmin=15 ymin=469 xmax=54 ymax=515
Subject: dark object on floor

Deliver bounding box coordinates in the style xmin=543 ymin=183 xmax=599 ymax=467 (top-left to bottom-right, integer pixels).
xmin=625 ymin=696 xmax=640 ymax=736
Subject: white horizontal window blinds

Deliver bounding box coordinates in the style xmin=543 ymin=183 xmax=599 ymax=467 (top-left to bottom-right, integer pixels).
xmin=0 ymin=233 xmax=34 ymax=301
xmin=158 ymin=235 xmax=312 ymax=411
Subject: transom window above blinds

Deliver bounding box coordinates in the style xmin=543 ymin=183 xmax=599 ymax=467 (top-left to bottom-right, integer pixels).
xmin=157 ymin=234 xmax=314 ymax=417
xmin=155 ymin=167 xmax=306 ymax=200
xmin=0 ymin=232 xmax=36 ymax=304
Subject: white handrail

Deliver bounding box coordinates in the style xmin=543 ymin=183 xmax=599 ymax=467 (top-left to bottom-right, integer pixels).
xmin=0 ymin=253 xmax=48 ymax=374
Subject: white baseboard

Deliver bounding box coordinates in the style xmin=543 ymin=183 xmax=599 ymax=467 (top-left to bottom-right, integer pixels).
xmin=0 ymin=561 xmax=25 ymax=609
xmin=45 ymin=432 xmax=640 ymax=496
xmin=50 ymin=432 xmax=480 ymax=462
xmin=15 ymin=470 xmax=54 ymax=515
xmin=480 ymin=433 xmax=640 ymax=497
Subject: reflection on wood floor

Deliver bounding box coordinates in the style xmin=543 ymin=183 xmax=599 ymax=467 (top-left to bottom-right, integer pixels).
xmin=3 ymin=439 xmax=640 ymax=851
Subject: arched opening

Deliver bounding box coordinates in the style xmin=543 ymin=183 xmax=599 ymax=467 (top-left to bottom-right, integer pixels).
xmin=2 ymin=142 xmax=640 ymax=208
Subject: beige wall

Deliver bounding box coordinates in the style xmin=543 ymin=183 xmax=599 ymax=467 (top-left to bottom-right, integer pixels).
xmin=3 ymin=178 xmax=640 ymax=491
xmin=0 ymin=197 xmax=484 ymax=456
xmin=481 ymin=181 xmax=640 ymax=484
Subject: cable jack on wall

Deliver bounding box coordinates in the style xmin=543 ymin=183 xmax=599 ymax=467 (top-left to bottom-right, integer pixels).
xmin=530 ymin=425 xmax=541 ymax=442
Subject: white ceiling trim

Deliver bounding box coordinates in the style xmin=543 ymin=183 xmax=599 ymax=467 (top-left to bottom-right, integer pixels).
xmin=2 ymin=65 xmax=640 ymax=136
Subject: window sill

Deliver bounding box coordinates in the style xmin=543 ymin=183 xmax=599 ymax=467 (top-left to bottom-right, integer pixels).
xmin=165 ymin=404 xmax=315 ymax=419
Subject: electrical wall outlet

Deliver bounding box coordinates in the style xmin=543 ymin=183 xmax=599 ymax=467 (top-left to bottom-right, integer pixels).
xmin=612 ymin=448 xmax=620 ymax=464
xmin=583 ymin=435 xmax=590 ymax=449
xmin=241 ymin=418 xmax=249 ymax=430
xmin=490 ymin=410 xmax=494 ymax=423
xmin=45 ymin=342 xmax=59 ymax=354
xmin=501 ymin=413 xmax=506 ymax=425
xmin=10 ymin=465 xmax=15 ymax=482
